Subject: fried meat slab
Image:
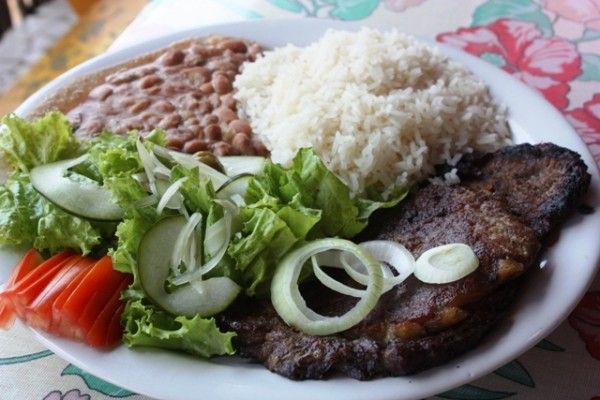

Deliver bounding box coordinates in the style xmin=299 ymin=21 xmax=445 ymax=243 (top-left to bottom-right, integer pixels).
xmin=218 ymin=143 xmax=590 ymax=380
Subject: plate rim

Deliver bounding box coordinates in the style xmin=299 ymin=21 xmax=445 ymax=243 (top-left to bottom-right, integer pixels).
xmin=10 ymin=18 xmax=600 ymax=400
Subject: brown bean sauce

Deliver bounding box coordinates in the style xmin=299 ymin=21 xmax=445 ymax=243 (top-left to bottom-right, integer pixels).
xmin=67 ymin=37 xmax=268 ymax=157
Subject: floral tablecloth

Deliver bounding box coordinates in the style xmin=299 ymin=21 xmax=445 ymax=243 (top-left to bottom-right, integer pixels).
xmin=1 ymin=1 xmax=599 ymax=399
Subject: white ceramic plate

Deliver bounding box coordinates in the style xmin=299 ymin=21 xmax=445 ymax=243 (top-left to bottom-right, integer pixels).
xmin=4 ymin=18 xmax=600 ymax=400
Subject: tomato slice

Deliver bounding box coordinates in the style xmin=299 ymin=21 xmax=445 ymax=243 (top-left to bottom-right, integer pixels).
xmin=9 ymin=253 xmax=77 ymax=316
xmin=51 ymin=264 xmax=95 ymax=339
xmin=87 ymin=277 xmax=130 ymax=348
xmin=26 ymin=256 xmax=95 ymax=331
xmin=0 ymin=304 xmax=15 ymax=329
xmin=55 ymin=256 xmax=123 ymax=340
xmin=3 ymin=250 xmax=130 ymax=349
xmin=3 ymin=249 xmax=44 ymax=289
xmin=105 ymin=302 xmax=126 ymax=348
xmin=0 ymin=249 xmax=43 ymax=329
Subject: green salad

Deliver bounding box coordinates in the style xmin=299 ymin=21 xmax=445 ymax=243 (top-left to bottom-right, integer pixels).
xmin=0 ymin=112 xmax=405 ymax=357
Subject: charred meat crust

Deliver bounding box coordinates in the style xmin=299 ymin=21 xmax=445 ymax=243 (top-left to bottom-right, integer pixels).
xmin=217 ymin=143 xmax=590 ymax=380
xmin=456 ymin=142 xmax=591 ymax=239
xmin=219 ymin=283 xmax=517 ymax=380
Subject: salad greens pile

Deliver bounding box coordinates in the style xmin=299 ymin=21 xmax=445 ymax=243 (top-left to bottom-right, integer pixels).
xmin=0 ymin=112 xmax=404 ymax=358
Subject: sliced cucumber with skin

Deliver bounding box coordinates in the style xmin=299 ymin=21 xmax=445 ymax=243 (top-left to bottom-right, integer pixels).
xmin=216 ymin=174 xmax=252 ymax=203
xmin=137 ymin=216 xmax=241 ymax=317
xmin=218 ymin=156 xmax=265 ymax=177
xmin=30 ymin=156 xmax=124 ymax=221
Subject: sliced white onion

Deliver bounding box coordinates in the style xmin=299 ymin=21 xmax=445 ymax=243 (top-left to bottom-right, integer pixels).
xmin=311 ymin=256 xmax=366 ymax=298
xmin=271 ymin=238 xmax=383 ymax=336
xmin=136 ymin=139 xmax=159 ymax=195
xmin=153 ymin=165 xmax=171 ymax=180
xmin=156 ymin=177 xmax=187 ymax=215
xmin=214 ymin=198 xmax=242 ymax=233
xmin=132 ymin=172 xmax=148 ymax=184
xmin=133 ymin=194 xmax=158 ymax=208
xmin=170 ymin=212 xmax=203 ymax=275
xmin=230 ymin=194 xmax=246 ymax=207
xmin=414 ymin=243 xmax=478 ymax=284
xmin=151 ymin=144 xmax=172 ymax=161
xmin=342 ymin=240 xmax=415 ymax=292
xmin=168 ymin=150 xmax=229 ymax=189
xmin=170 ymin=213 xmax=232 ymax=285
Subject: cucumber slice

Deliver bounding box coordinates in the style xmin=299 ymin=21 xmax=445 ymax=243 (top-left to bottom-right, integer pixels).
xmin=30 ymin=156 xmax=124 ymax=221
xmin=218 ymin=156 xmax=265 ymax=177
xmin=138 ymin=216 xmax=241 ymax=317
xmin=216 ymin=174 xmax=252 ymax=203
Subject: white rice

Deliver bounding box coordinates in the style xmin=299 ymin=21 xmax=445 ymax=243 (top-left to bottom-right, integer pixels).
xmin=234 ymin=28 xmax=511 ymax=195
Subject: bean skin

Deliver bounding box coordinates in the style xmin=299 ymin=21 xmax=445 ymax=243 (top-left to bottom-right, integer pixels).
xmin=214 ymin=107 xmax=236 ymax=123
xmin=79 ymin=118 xmax=104 ymax=135
xmin=212 ymin=141 xmax=231 ymax=156
xmin=159 ymin=113 xmax=182 ymax=129
xmin=140 ymin=75 xmax=163 ymax=89
xmin=166 ymin=135 xmax=186 ymax=149
xmin=212 ymin=74 xmax=232 ymax=95
xmin=89 ymin=85 xmax=113 ymax=100
xmin=154 ymin=100 xmax=176 ymax=113
xmin=254 ymin=141 xmax=269 ymax=157
xmin=220 ymin=93 xmax=236 ymax=110
xmin=232 ymin=133 xmax=254 ymax=154
xmin=161 ymin=49 xmax=185 ymax=66
xmin=229 ymin=119 xmax=251 ymax=135
xmin=205 ymin=124 xmax=222 ymax=141
xmin=130 ymin=98 xmax=152 ymax=114
xmin=202 ymin=114 xmax=219 ymax=126
xmin=183 ymin=139 xmax=208 ymax=153
xmin=199 ymin=82 xmax=214 ymax=94
xmin=119 ymin=97 xmax=136 ymax=108
xmin=219 ymin=39 xmax=247 ymax=53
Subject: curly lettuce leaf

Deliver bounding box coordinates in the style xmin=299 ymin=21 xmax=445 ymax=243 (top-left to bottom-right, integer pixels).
xmin=218 ymin=205 xmax=319 ymax=295
xmin=34 ymin=202 xmax=102 ymax=255
xmin=88 ymin=129 xmax=165 ymax=179
xmin=0 ymin=112 xmax=80 ymax=172
xmin=0 ymin=172 xmax=43 ymax=245
xmin=246 ymin=148 xmax=405 ymax=238
xmin=122 ymin=299 xmax=235 ymax=357
xmin=0 ymin=172 xmax=105 ymax=254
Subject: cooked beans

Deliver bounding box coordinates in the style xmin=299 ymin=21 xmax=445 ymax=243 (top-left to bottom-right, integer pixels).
xmin=205 ymin=124 xmax=222 ymax=141
xmin=67 ymin=36 xmax=265 ymax=156
xmin=229 ymin=119 xmax=251 ymax=135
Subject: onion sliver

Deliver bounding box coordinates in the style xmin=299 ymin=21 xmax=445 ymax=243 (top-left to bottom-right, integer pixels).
xmin=311 ymin=256 xmax=366 ymax=298
xmin=138 ymin=216 xmax=240 ymax=317
xmin=156 ymin=177 xmax=187 ymax=215
xmin=170 ymin=212 xmax=203 ymax=275
xmin=136 ymin=139 xmax=158 ymax=195
xmin=414 ymin=243 xmax=478 ymax=284
xmin=342 ymin=240 xmax=415 ymax=292
xmin=170 ymin=213 xmax=232 ymax=285
xmin=271 ymin=239 xmax=383 ymax=336
xmin=168 ymin=150 xmax=229 ymax=189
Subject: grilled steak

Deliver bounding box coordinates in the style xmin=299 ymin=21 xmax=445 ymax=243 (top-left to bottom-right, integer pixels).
xmin=455 ymin=143 xmax=590 ymax=238
xmin=218 ymin=143 xmax=590 ymax=380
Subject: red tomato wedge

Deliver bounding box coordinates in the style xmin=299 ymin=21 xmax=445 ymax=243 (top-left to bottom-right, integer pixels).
xmin=0 ymin=249 xmax=44 ymax=328
xmin=27 ymin=256 xmax=96 ymax=331
xmin=58 ymin=256 xmax=124 ymax=339
xmin=11 ymin=254 xmax=78 ymax=317
xmin=6 ymin=251 xmax=75 ymax=313
xmin=87 ymin=277 xmax=130 ymax=348
xmin=106 ymin=302 xmax=126 ymax=349
xmin=2 ymin=249 xmax=44 ymax=288
xmin=0 ymin=249 xmax=130 ymax=349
